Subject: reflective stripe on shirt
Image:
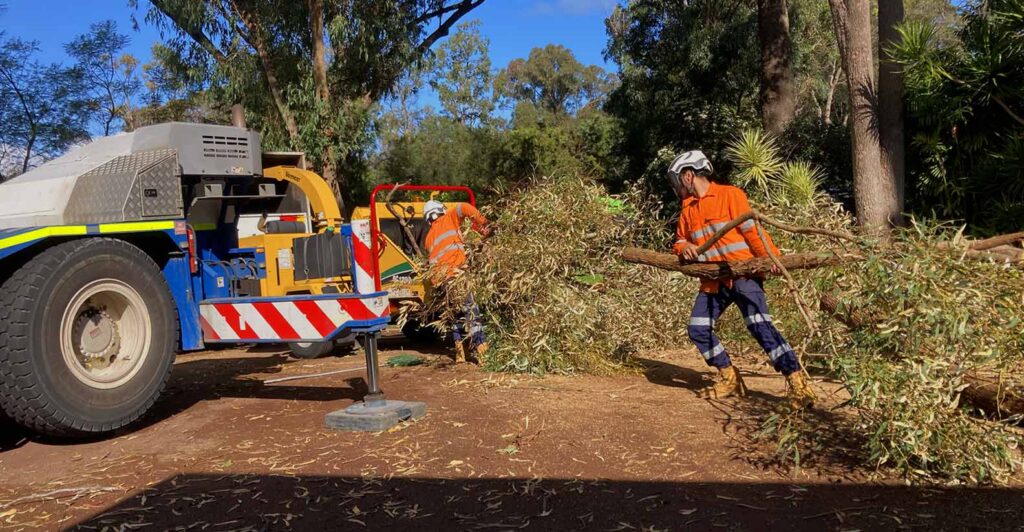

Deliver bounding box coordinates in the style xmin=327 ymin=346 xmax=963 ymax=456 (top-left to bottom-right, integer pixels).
xmin=698 ymin=241 xmax=751 ymax=261
xmin=428 ymin=242 xmax=466 ymax=264
xmin=691 ymin=222 xmax=727 ymax=241
xmin=427 ymin=229 xmax=460 ymax=253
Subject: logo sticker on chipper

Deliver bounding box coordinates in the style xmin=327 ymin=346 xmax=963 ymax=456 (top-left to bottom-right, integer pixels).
xmin=277 ymin=249 xmax=292 ymax=269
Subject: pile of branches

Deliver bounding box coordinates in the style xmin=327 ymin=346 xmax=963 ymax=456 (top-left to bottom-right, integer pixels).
xmin=409 ymin=175 xmax=1023 ymax=483
xmin=422 ymin=176 xmax=698 ymax=374
xmin=622 ymin=201 xmax=1024 ymax=483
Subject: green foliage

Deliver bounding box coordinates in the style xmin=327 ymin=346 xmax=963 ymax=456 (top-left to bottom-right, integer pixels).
xmin=495 ymin=44 xmax=616 ymax=122
xmin=777 ymin=161 xmax=825 ymax=206
xmin=374 ymin=44 xmax=625 ymax=192
xmin=725 ymin=129 xmax=784 ymax=198
xmin=724 ymin=128 xmax=826 ymax=206
xmin=811 ymin=221 xmax=1024 ymax=482
xmin=64 ymin=20 xmax=141 ymax=135
xmin=892 ymin=0 xmax=1024 ymax=234
xmin=458 ymin=176 xmax=693 ymax=375
xmin=0 ymin=33 xmax=91 ymax=178
xmin=605 ymin=0 xmax=762 ymax=187
xmin=139 ymin=0 xmax=486 ymax=204
xmin=428 ymin=20 xmax=494 ymax=126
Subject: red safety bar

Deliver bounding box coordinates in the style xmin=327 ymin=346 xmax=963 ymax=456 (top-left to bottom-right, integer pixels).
xmin=367 ymin=184 xmax=476 ymax=291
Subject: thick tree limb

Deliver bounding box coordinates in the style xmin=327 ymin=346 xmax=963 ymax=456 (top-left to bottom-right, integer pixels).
xmin=228 ymin=0 xmax=300 ymax=143
xmin=308 ymin=0 xmax=330 ymax=103
xmin=416 ymin=0 xmax=485 ymax=56
xmin=968 ymin=231 xmax=1024 ymax=251
xmin=819 ymin=294 xmax=1023 ymax=420
xmin=149 ymin=0 xmax=228 ymax=63
xmin=622 ymin=248 xmax=857 ymax=279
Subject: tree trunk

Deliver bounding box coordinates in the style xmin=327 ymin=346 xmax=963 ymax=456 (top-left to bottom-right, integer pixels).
xmin=878 ymin=0 xmax=906 ymax=224
xmin=757 ymin=0 xmax=796 ymax=135
xmin=829 ymin=0 xmax=898 ymax=230
xmin=308 ymin=0 xmax=330 ymax=103
xmin=231 ymin=1 xmax=300 ymax=144
xmin=621 ymin=248 xmax=856 ymax=279
xmin=823 ymin=60 xmax=841 ymax=126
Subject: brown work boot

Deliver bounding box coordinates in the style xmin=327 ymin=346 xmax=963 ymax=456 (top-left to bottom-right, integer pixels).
xmin=698 ymin=365 xmax=747 ymax=399
xmin=474 ymin=342 xmax=490 ymax=360
xmin=785 ymin=371 xmax=817 ymax=410
xmin=453 ymin=342 xmax=467 ymax=364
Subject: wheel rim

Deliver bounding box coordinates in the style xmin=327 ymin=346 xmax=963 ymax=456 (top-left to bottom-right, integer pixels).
xmin=60 ymin=279 xmax=152 ymax=389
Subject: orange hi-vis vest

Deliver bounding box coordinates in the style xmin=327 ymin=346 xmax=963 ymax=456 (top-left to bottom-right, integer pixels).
xmin=673 ymin=182 xmax=780 ymax=293
xmin=424 ymin=202 xmax=488 ymax=280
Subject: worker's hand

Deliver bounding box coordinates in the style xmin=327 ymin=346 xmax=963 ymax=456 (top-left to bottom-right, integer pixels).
xmin=681 ymin=243 xmax=700 ymax=261
xmin=770 ymin=263 xmax=781 ymax=275
xmin=478 ymin=225 xmax=494 ymax=239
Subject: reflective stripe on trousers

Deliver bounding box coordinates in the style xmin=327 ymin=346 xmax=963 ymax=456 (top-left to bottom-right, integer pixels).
xmin=685 ymin=278 xmax=800 ymax=375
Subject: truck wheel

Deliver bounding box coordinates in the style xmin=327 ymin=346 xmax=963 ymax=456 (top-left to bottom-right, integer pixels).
xmin=288 ymin=336 xmax=357 ymax=359
xmin=401 ymin=319 xmax=440 ymax=344
xmin=288 ymin=341 xmax=334 ymax=359
xmin=0 ymin=238 xmax=177 ymax=438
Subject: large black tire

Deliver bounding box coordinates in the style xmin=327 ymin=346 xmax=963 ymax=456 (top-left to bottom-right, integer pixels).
xmin=287 ymin=336 xmax=357 ymax=359
xmin=401 ymin=319 xmax=441 ymax=344
xmin=0 ymin=238 xmax=178 ymax=438
xmin=287 ymin=341 xmax=334 ymax=359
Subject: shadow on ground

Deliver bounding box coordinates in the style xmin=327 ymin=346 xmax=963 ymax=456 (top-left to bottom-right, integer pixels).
xmin=73 ymin=473 xmax=1024 ymax=531
xmin=0 ymin=350 xmax=371 ymax=450
xmin=636 ymin=356 xmax=868 ymax=475
xmin=131 ymin=351 xmax=367 ymax=432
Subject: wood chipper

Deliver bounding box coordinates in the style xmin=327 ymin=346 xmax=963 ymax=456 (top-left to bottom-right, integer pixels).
xmin=350 ymin=184 xmax=477 ymax=337
xmin=0 ymin=121 xmax=424 ymax=438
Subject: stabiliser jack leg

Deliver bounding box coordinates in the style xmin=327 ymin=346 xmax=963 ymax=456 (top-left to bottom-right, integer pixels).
xmin=324 ymin=332 xmax=427 ymax=432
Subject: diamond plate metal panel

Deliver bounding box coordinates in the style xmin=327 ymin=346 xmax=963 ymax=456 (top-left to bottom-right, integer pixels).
xmin=140 ymin=156 xmax=183 ymax=217
xmin=63 ymin=149 xmax=179 ymax=224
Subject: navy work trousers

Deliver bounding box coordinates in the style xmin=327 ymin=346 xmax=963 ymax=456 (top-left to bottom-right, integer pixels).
xmin=686 ymin=278 xmax=800 ymax=376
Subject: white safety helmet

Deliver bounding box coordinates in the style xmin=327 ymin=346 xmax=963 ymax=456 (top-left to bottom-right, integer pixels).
xmin=667 ymin=150 xmax=714 ymax=197
xmin=424 ymin=200 xmax=447 ymax=223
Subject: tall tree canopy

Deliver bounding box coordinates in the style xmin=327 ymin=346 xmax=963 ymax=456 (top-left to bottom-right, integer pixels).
xmin=495 ymin=43 xmax=615 ymax=124
xmin=0 ymin=34 xmax=90 ymax=178
xmin=65 ymin=20 xmax=142 ymax=135
xmin=429 ymin=20 xmax=494 ymax=126
xmin=137 ymin=0 xmax=485 ymax=206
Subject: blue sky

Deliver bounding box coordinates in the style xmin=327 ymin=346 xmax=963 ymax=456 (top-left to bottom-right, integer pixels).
xmin=1 ymin=0 xmax=617 ymax=96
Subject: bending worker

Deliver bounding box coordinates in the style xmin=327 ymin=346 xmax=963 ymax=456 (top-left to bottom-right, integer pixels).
xmin=423 ymin=199 xmax=491 ymax=363
xmin=667 ymin=150 xmax=815 ymax=409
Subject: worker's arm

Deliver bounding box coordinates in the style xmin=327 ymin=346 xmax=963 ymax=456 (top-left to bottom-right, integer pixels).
xmin=455 ymin=203 xmax=489 ymax=233
xmin=730 ymin=189 xmax=779 ymax=257
xmin=672 ymin=213 xmax=699 ymax=259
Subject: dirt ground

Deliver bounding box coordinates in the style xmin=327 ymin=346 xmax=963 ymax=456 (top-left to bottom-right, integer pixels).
xmin=1 ymin=337 xmax=1022 ymax=531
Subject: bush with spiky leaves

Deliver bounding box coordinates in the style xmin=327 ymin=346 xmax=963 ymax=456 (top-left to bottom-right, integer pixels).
xmin=725 ymin=129 xmax=783 ymax=199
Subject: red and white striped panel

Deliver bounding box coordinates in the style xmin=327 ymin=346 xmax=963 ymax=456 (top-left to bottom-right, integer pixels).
xmin=350 ymin=219 xmax=377 ymax=293
xmin=199 ymin=295 xmax=389 ymax=342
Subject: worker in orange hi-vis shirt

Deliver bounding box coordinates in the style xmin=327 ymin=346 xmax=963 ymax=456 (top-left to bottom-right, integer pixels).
xmin=667 ymin=150 xmax=816 ymax=409
xmin=423 ymin=200 xmax=491 ymax=364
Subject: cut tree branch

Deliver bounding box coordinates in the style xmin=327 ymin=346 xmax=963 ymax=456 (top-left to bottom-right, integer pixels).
xmin=621 ymin=248 xmax=858 ymax=279
xmin=384 ymin=184 xmax=424 ymax=257
xmin=694 ymin=209 xmax=861 ymax=257
xmin=819 ymin=294 xmax=1023 ymax=420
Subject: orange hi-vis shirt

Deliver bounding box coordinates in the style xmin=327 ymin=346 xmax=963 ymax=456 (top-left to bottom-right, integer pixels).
xmin=672 ymin=182 xmax=780 ymax=293
xmin=425 ymin=202 xmax=488 ymax=280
